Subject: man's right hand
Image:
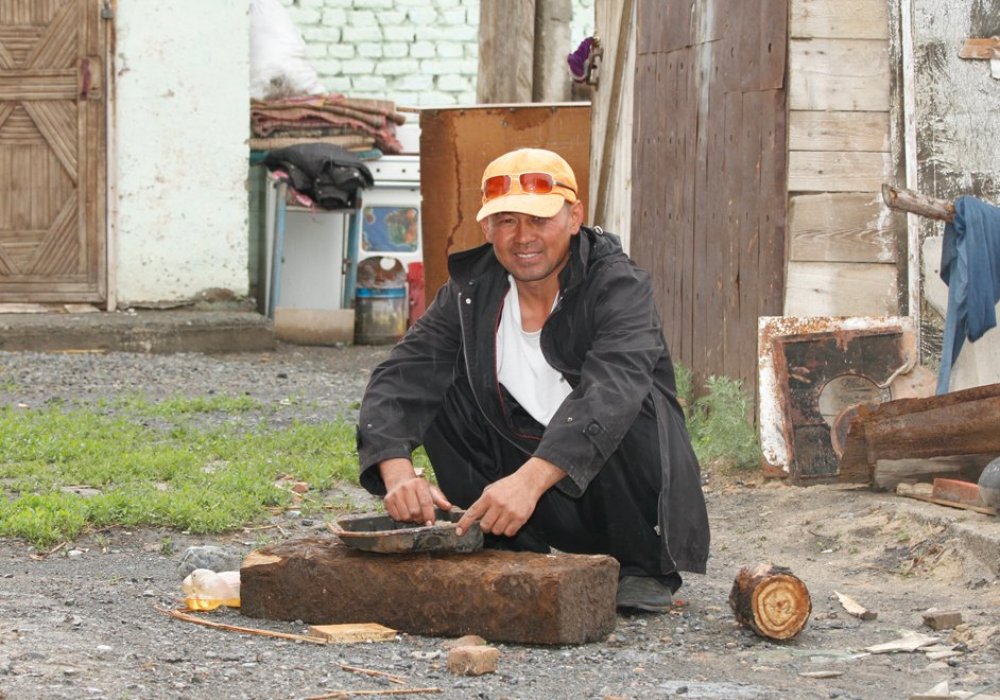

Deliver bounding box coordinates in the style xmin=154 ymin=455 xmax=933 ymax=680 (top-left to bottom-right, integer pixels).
xmin=379 ymin=457 xmax=452 ymax=526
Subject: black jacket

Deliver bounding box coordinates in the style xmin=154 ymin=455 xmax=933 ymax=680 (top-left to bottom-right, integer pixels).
xmin=357 ymin=226 xmax=709 ymax=573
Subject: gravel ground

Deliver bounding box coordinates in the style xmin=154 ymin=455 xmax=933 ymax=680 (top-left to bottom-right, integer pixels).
xmin=2 ymin=345 xmax=1000 ymax=700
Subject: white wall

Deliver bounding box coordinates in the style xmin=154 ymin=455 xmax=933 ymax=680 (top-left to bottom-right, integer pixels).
xmin=281 ymin=0 xmax=596 ymax=107
xmin=113 ymin=1 xmax=250 ymax=306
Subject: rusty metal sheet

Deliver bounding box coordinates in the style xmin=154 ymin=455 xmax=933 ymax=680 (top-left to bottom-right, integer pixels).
xmin=758 ymin=316 xmax=917 ymax=484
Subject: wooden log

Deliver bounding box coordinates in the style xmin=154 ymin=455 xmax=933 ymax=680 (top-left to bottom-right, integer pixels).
xmin=881 ymin=183 xmax=955 ymax=222
xmin=240 ymin=537 xmax=619 ymax=645
xmin=728 ymin=563 xmax=812 ymax=640
xmin=838 ymin=383 xmax=1000 ymax=484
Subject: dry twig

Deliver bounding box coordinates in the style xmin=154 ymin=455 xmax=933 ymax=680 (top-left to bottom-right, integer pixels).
xmin=305 ymin=689 xmax=441 ymax=700
xmin=339 ymin=664 xmax=407 ymax=684
xmin=156 ymin=606 xmax=327 ymax=644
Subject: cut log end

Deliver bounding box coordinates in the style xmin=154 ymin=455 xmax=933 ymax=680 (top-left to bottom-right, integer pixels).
xmin=729 ymin=564 xmax=812 ymax=640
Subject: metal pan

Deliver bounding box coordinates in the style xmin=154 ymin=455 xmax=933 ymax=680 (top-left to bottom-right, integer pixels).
xmin=329 ymin=508 xmax=483 ymax=554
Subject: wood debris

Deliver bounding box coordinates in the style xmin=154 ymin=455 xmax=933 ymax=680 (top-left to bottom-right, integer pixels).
xmin=309 ymin=623 xmax=398 ymax=643
xmin=865 ymin=631 xmax=939 ymax=654
xmin=834 ymin=591 xmax=877 ymax=621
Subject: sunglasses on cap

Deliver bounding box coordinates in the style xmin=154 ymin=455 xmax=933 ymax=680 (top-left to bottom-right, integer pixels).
xmin=481 ymin=172 xmax=577 ymax=203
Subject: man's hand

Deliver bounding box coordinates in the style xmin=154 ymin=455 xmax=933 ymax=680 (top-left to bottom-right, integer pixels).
xmin=456 ymin=457 xmax=566 ymax=537
xmin=379 ymin=458 xmax=451 ymax=526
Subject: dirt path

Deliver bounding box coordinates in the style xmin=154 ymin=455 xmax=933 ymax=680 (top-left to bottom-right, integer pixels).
xmin=2 ymin=346 xmax=999 ymax=699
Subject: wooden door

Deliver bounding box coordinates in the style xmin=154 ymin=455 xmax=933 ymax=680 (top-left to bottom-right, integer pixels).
xmin=630 ymin=0 xmax=788 ymax=399
xmin=0 ymin=0 xmax=106 ymax=303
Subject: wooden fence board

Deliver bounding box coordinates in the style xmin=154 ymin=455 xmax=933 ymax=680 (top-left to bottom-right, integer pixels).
xmin=723 ymin=90 xmax=744 ymax=380
xmin=784 ymin=262 xmax=898 ymax=316
xmin=789 ymin=110 xmax=890 ymax=152
xmin=788 ymin=151 xmax=892 ymax=192
xmin=790 ymin=0 xmax=889 ymax=40
xmin=788 ymin=38 xmax=890 ymax=111
xmin=789 ymin=193 xmax=897 ymax=262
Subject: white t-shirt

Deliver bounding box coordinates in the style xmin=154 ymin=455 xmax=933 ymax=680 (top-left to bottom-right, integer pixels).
xmin=496 ymin=277 xmax=572 ymax=426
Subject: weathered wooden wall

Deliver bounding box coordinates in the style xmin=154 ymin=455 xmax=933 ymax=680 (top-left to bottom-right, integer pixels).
xmin=909 ymin=0 xmax=1000 ymax=391
xmin=630 ymin=0 xmax=788 ymax=394
xmin=589 ymin=0 xmax=634 ymax=242
xmin=785 ymin=0 xmax=903 ymax=317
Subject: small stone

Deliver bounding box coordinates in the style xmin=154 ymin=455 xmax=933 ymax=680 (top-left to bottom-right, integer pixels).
xmin=177 ymin=545 xmax=242 ymax=576
xmin=447 ymin=645 xmax=500 ymax=676
xmin=67 ymin=549 xmax=84 ymax=558
xmin=922 ymin=610 xmax=963 ymax=630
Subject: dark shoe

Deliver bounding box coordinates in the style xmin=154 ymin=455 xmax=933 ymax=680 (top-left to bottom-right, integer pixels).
xmin=616 ymin=575 xmax=674 ymax=613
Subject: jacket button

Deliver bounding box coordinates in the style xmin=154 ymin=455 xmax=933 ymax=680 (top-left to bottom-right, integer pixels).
xmin=586 ymin=422 xmax=602 ymax=436
xmin=465 ymin=298 xmax=472 ymax=304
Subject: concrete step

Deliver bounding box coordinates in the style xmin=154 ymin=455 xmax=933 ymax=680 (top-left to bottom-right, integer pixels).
xmin=0 ymin=309 xmax=275 ymax=354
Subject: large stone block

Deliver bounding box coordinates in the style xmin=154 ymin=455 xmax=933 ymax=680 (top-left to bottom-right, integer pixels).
xmin=240 ymin=537 xmax=619 ymax=645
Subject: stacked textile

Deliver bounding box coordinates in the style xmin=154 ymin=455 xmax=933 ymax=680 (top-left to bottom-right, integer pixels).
xmin=250 ymin=94 xmax=406 ymax=154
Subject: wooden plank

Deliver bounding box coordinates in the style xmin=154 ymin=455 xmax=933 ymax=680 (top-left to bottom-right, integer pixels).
xmin=784 ymin=262 xmax=898 ymax=316
xmin=723 ymin=90 xmax=743 ymax=380
xmin=756 ymin=88 xmax=787 ymax=393
xmin=789 ymin=193 xmax=897 ymax=263
xmin=788 ymin=110 xmax=890 ymax=152
xmin=790 ymin=0 xmax=889 ymax=40
xmin=678 ymin=47 xmax=697 ymax=365
xmin=308 ymin=623 xmax=398 ymax=643
xmin=477 ymin=0 xmax=535 ymax=103
xmin=839 ymin=384 xmax=1000 ymax=484
xmin=691 ymin=39 xmax=713 ymax=381
xmin=760 ymin=0 xmax=789 ymax=90
xmin=787 ymin=151 xmax=892 ymax=192
xmin=740 ymin=0 xmax=762 ymax=92
xmin=738 ymin=89 xmax=762 ymax=390
xmin=637 ymin=0 xmax=691 ymax=54
xmin=788 ymin=38 xmax=890 ymax=111
xmin=661 ymin=50 xmax=681 ymax=359
xmin=703 ymin=44 xmax=727 ymax=378
xmin=241 ymin=538 xmax=619 ymax=645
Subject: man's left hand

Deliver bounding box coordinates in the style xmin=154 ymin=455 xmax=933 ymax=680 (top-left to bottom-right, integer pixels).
xmin=456 ymin=457 xmax=565 ymax=537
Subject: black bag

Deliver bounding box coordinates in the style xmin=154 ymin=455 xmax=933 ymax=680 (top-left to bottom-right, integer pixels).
xmin=264 ymin=144 xmax=374 ymax=210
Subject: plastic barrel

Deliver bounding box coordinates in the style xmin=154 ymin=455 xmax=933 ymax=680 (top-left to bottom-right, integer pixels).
xmin=354 ymin=285 xmax=407 ymax=345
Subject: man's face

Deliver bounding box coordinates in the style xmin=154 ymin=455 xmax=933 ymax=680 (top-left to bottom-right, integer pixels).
xmin=480 ymin=201 xmax=584 ymax=286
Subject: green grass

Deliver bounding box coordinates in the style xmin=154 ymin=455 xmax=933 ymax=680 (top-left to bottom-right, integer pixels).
xmin=675 ymin=364 xmax=760 ymax=471
xmin=2 ymin=367 xmax=759 ymax=547
xmin=0 ymin=397 xmax=362 ymax=546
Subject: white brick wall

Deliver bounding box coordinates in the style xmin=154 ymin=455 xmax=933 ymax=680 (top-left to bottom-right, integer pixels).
xmin=278 ymin=0 xmax=594 ymax=107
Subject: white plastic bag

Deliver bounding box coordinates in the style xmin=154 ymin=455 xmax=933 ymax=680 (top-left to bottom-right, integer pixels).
xmin=181 ymin=568 xmax=241 ymax=611
xmin=250 ymin=0 xmax=325 ymax=100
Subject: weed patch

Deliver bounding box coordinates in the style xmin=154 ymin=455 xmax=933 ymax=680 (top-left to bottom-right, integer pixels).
xmin=675 ymin=365 xmax=760 ymax=471
xmin=0 ymin=397 xmax=362 ymax=546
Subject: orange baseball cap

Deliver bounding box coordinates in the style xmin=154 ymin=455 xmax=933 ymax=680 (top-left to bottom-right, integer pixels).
xmin=475 ymin=148 xmax=578 ymax=222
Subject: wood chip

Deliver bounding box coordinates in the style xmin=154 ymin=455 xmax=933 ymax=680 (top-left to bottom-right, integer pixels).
xmin=799 ymin=670 xmax=844 ymax=679
xmin=309 ymin=623 xmax=398 ymax=643
xmin=866 ymin=631 xmax=939 ymax=654
xmin=834 ymin=591 xmax=877 ymax=620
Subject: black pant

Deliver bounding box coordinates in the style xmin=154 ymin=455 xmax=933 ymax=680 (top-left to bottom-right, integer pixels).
xmin=422 ymin=382 xmax=681 ymax=591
